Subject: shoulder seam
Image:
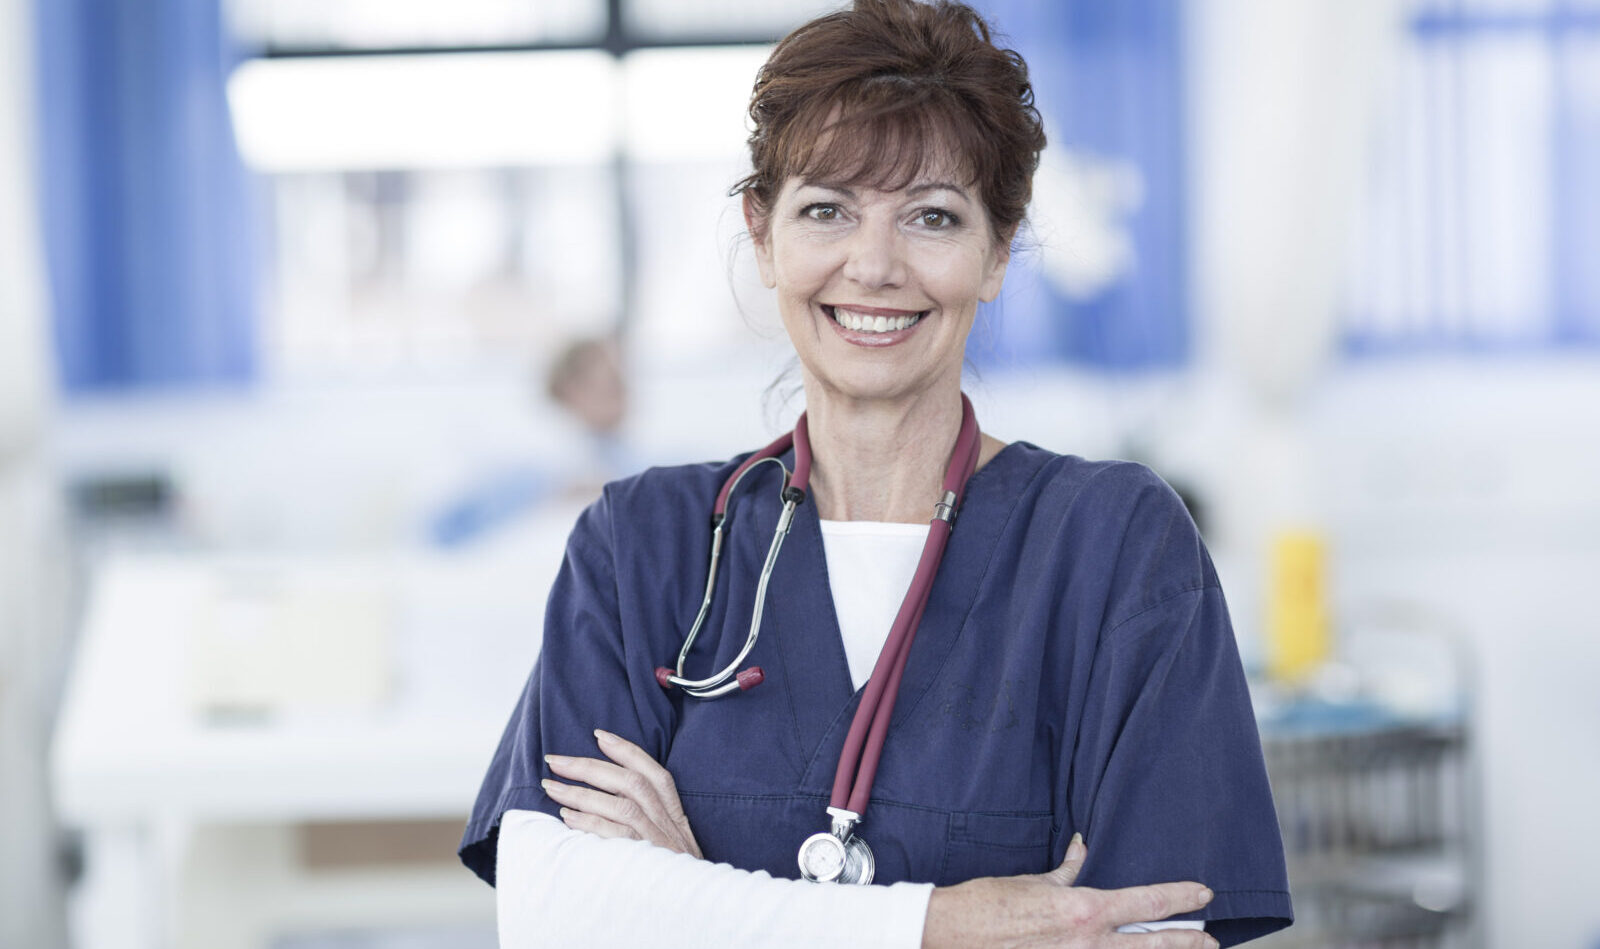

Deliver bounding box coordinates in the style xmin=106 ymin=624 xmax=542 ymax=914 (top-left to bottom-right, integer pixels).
xmin=888 ymin=450 xmax=1060 ymax=724
xmin=1102 ymin=582 xmax=1216 ymax=639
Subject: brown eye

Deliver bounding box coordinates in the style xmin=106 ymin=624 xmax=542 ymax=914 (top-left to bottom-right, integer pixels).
xmin=919 ymin=209 xmax=955 ymax=228
xmin=805 ymin=204 xmax=840 ymax=221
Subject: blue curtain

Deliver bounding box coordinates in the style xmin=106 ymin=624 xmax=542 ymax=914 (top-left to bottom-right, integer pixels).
xmin=972 ymin=0 xmax=1189 ymax=372
xmin=34 ymin=0 xmax=257 ymax=394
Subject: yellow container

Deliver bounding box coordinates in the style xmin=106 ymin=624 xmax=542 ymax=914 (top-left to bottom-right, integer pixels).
xmin=1267 ymin=530 xmax=1330 ymax=684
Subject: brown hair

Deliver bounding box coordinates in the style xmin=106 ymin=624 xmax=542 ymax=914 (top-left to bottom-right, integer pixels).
xmin=733 ymin=0 xmax=1046 ymax=248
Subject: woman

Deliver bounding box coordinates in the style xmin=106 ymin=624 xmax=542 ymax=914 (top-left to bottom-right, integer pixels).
xmin=461 ymin=2 xmax=1292 ymax=946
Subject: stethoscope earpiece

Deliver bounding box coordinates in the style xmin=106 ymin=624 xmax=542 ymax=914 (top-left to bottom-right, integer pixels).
xmin=654 ymin=665 xmax=764 ymax=692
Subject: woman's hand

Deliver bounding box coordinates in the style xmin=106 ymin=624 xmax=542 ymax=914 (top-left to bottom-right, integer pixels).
xmin=541 ymin=729 xmax=703 ymax=858
xmin=922 ymin=834 xmax=1219 ymax=949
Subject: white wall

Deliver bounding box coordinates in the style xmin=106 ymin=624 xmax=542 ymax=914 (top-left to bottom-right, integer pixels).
xmin=0 ymin=0 xmax=69 ymax=945
xmin=0 ymin=0 xmax=51 ymax=455
xmin=1314 ymin=362 xmax=1600 ymax=949
xmin=1190 ymin=2 xmax=1600 ymax=947
xmin=1187 ymin=0 xmax=1401 ymax=546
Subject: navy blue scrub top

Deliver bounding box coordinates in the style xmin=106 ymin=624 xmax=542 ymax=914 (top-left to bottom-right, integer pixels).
xmin=461 ymin=442 xmax=1293 ymax=946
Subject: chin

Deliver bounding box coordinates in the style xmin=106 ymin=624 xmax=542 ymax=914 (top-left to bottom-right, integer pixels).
xmin=810 ymin=371 xmax=951 ymax=407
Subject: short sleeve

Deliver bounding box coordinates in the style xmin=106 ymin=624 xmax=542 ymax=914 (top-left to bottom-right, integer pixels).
xmin=458 ymin=489 xmax=676 ymax=885
xmin=1067 ymin=473 xmax=1293 ymax=946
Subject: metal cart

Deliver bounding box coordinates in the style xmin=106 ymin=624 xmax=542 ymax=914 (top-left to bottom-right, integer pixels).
xmin=1252 ymin=605 xmax=1482 ymax=949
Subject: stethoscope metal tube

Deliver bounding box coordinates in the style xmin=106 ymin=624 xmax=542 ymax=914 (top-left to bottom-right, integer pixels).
xmin=654 ymin=414 xmax=812 ymax=698
xmin=656 ymin=457 xmax=798 ymax=698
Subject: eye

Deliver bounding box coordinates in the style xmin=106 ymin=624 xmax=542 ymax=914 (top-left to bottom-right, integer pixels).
xmin=802 ymin=203 xmax=841 ymax=221
xmin=916 ymin=208 xmax=959 ymax=228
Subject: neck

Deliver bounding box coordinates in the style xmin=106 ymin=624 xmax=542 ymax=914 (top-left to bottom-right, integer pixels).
xmin=800 ymin=383 xmax=968 ymax=524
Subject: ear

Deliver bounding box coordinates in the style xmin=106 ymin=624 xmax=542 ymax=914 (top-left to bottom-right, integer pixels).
xmin=743 ymin=193 xmax=777 ymax=289
xmin=978 ymin=228 xmax=1015 ymax=303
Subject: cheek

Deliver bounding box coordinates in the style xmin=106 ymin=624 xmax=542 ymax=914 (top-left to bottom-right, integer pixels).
xmin=923 ymin=253 xmax=991 ymax=310
xmin=772 ymin=241 xmax=833 ymax=301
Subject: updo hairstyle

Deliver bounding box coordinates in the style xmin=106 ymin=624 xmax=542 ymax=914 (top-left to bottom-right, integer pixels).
xmin=733 ymin=0 xmax=1047 ymax=249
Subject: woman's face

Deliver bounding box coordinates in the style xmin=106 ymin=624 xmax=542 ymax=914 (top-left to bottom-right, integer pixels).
xmin=747 ymin=158 xmax=1010 ymax=407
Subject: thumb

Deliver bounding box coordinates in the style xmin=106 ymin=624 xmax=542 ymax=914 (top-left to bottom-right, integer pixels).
xmin=1046 ymin=832 xmax=1088 ymax=886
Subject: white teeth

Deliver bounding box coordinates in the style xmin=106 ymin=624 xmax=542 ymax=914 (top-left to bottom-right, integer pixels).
xmin=831 ymin=307 xmax=923 ymax=334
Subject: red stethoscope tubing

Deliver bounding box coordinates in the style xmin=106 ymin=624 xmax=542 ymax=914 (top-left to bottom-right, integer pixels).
xmin=697 ymin=394 xmax=980 ymax=820
xmin=713 ymin=413 xmax=812 ymax=518
xmin=829 ymin=396 xmax=980 ymax=815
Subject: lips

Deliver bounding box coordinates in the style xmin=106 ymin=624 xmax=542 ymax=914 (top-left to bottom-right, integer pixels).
xmin=823 ymin=304 xmax=928 ymax=334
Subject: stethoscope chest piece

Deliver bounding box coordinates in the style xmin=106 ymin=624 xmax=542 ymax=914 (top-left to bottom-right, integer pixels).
xmin=798 ymin=809 xmax=874 ymax=884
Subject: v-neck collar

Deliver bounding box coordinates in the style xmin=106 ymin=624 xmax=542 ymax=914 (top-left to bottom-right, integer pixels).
xmin=764 ymin=441 xmax=1048 ymax=792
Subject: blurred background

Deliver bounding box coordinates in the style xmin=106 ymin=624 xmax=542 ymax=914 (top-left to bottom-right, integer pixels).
xmin=2 ymin=0 xmax=1598 ymax=947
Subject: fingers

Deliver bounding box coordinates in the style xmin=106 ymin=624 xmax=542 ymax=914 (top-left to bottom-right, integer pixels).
xmin=594 ymin=730 xmax=692 ymax=827
xmin=1101 ymin=882 xmax=1214 ymax=929
xmin=557 ymin=807 xmax=638 ymax=841
xmin=546 ymin=753 xmax=676 ymax=832
xmin=1111 ymin=929 xmax=1219 ymax=949
xmin=1045 ymin=832 xmax=1089 ymax=886
xmin=591 ymin=730 xmax=701 ymax=856
xmin=541 ymin=777 xmax=667 ymax=845
xmin=591 ymin=730 xmax=668 ymax=781
xmin=542 ymin=731 xmax=702 ymax=858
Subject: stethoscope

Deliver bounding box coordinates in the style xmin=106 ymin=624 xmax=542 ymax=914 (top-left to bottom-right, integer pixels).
xmin=655 ymin=395 xmax=981 ymax=884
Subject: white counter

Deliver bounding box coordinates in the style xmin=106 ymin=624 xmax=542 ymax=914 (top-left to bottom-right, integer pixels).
xmin=51 ymin=511 xmax=575 ymax=949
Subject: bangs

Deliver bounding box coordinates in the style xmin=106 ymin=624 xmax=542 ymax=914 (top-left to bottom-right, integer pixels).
xmin=780 ymin=82 xmax=985 ymax=195
xmin=734 ymin=0 xmax=1045 ymax=245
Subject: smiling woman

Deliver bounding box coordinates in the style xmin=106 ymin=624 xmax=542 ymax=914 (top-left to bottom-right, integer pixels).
xmin=461 ymin=2 xmax=1292 ymax=947
xmin=748 ymin=173 xmax=1008 ymax=413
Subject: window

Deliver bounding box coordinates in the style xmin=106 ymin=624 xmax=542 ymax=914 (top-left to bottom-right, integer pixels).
xmin=1341 ymin=0 xmax=1600 ymax=356
xmin=222 ymin=0 xmax=818 ymax=383
xmin=227 ymin=0 xmax=606 ymax=52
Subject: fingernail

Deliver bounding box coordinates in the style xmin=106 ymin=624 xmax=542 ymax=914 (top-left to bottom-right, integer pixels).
xmin=1207 ymin=938 xmax=1220 ymax=949
xmin=1197 ymin=886 xmax=1214 ymax=904
xmin=559 ymin=807 xmax=574 ymax=821
xmin=1067 ymin=832 xmax=1086 ymax=859
xmin=541 ymin=779 xmax=553 ymax=791
xmin=594 ymin=728 xmax=617 ymax=744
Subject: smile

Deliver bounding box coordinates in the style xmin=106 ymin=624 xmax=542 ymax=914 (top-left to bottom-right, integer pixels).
xmin=823 ymin=305 xmax=927 ymax=334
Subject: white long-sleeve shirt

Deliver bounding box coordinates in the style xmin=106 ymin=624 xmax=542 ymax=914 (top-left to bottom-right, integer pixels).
xmin=498 ymin=809 xmax=934 ymax=948
xmin=494 ymin=523 xmax=1205 ymax=947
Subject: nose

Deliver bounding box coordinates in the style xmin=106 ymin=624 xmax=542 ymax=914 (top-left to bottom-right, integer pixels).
xmin=841 ymin=217 xmax=906 ymax=290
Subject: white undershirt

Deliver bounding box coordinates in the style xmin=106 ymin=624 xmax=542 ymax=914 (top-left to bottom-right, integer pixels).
xmin=494 ymin=525 xmax=1202 ymax=946
xmin=817 ymin=518 xmax=928 ymax=690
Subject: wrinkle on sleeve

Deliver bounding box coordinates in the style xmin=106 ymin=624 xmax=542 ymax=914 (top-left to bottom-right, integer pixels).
xmin=1066 ymin=470 xmax=1293 ymax=946
xmin=459 ymin=489 xmax=675 ymax=885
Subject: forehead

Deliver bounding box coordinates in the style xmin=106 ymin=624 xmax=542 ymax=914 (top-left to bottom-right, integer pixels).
xmin=781 ymin=100 xmax=978 ymax=199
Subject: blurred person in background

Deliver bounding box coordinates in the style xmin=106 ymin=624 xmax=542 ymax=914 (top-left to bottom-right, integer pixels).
xmin=543 ymin=334 xmax=630 ymax=485
xmin=426 ymin=334 xmax=631 ymax=548
xmin=461 ymin=2 xmax=1291 ymax=946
